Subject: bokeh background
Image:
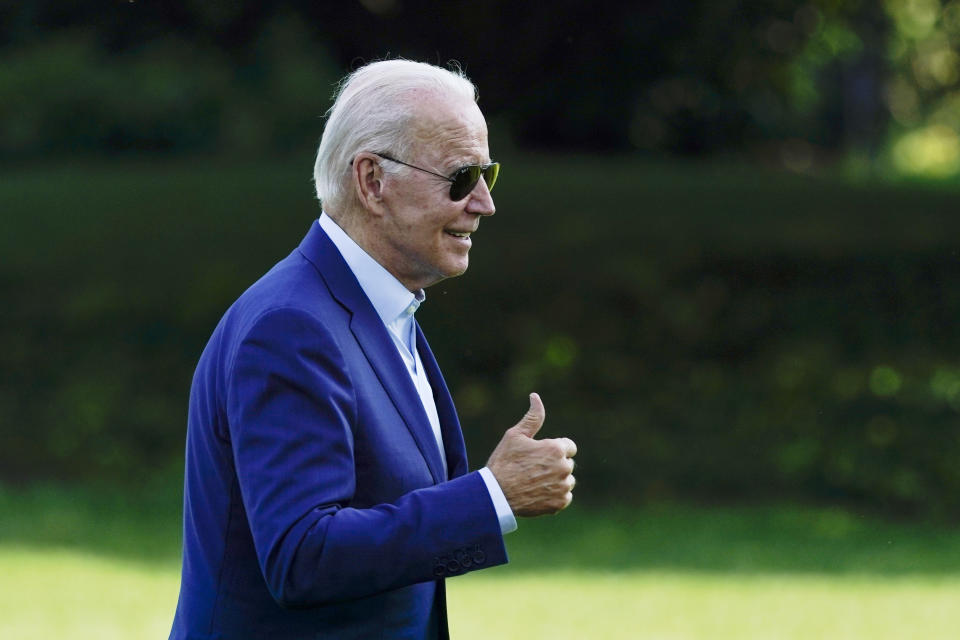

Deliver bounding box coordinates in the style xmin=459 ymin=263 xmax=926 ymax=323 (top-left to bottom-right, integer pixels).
xmin=3 ymin=1 xmax=960 ymax=638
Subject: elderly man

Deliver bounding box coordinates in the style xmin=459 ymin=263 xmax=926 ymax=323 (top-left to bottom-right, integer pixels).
xmin=169 ymin=59 xmax=577 ymax=639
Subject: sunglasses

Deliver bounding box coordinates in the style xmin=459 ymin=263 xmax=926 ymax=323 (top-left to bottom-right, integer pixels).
xmin=374 ymin=152 xmax=500 ymax=201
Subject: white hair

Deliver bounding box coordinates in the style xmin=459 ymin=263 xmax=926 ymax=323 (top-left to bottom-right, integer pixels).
xmin=313 ymin=59 xmax=478 ymax=214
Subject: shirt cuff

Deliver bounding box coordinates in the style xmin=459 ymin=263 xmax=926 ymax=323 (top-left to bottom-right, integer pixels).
xmin=478 ymin=466 xmax=517 ymax=535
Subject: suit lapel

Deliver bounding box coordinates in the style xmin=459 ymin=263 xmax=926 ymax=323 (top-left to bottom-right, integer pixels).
xmin=415 ymin=322 xmax=468 ymax=479
xmin=297 ymin=222 xmax=447 ymax=485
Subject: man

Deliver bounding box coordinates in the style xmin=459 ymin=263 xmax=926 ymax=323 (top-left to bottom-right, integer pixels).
xmin=170 ymin=59 xmax=577 ymax=639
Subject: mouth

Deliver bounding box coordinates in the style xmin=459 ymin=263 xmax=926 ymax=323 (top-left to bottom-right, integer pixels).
xmin=444 ymin=230 xmax=473 ymax=240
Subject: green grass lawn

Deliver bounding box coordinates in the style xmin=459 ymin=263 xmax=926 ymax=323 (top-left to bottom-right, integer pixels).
xmin=2 ymin=484 xmax=959 ymax=639
xmin=0 ymin=547 xmax=176 ymax=640
xmin=449 ymin=571 xmax=960 ymax=639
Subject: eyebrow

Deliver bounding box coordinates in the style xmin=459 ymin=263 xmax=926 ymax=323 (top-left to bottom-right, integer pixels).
xmin=445 ymin=155 xmax=492 ymax=171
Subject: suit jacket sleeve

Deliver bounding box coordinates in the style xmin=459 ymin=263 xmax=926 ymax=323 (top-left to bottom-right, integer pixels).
xmin=225 ymin=306 xmax=507 ymax=608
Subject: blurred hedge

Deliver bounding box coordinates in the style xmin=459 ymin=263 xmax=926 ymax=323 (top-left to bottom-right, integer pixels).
xmin=0 ymin=17 xmax=339 ymax=158
xmin=3 ymin=157 xmax=960 ymax=517
xmin=0 ymin=2 xmax=884 ymax=158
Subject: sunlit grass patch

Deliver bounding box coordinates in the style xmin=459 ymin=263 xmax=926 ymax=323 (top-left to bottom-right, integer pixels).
xmin=3 ymin=546 xmax=958 ymax=640
xmin=0 ymin=547 xmax=179 ymax=640
xmin=449 ymin=570 xmax=960 ymax=640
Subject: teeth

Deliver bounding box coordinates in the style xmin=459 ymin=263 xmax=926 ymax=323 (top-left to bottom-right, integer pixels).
xmin=447 ymin=231 xmax=471 ymax=238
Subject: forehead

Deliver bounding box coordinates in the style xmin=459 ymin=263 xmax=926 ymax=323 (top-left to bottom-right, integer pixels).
xmin=407 ymin=92 xmax=489 ymax=164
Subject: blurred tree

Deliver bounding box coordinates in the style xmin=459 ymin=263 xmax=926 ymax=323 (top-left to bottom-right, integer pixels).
xmin=0 ymin=0 xmax=938 ymax=166
xmin=885 ymin=0 xmax=960 ymax=176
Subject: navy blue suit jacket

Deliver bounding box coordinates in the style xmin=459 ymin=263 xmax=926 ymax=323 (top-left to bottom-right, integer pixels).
xmin=170 ymin=222 xmax=508 ymax=639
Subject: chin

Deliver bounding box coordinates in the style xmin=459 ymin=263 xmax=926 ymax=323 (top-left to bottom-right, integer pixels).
xmin=436 ymin=253 xmax=469 ymax=278
xmin=446 ymin=258 xmax=469 ymax=278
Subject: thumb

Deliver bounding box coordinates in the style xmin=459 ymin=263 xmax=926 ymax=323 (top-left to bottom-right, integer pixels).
xmin=513 ymin=392 xmax=545 ymax=438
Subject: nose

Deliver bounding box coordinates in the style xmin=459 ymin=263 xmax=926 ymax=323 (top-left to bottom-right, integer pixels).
xmin=465 ymin=177 xmax=496 ymax=217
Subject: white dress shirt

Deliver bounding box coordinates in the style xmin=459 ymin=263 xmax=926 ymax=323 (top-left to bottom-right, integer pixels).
xmin=319 ymin=213 xmax=517 ymax=534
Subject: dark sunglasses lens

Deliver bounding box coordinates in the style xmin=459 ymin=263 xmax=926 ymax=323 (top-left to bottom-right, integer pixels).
xmin=449 ymin=163 xmax=500 ymax=200
xmin=449 ymin=166 xmax=481 ymax=201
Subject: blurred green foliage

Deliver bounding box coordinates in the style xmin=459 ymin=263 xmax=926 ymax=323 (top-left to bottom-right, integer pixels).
xmin=4 ymin=0 xmax=960 ymax=517
xmin=0 ymin=14 xmax=340 ymax=157
xmin=2 ymin=1 xmax=960 ymax=173
xmin=3 ymin=157 xmax=960 ymax=517
xmin=886 ymin=0 xmax=960 ymax=176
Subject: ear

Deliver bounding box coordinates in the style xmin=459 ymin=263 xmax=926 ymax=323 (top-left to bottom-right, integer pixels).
xmin=352 ymin=153 xmax=388 ymax=216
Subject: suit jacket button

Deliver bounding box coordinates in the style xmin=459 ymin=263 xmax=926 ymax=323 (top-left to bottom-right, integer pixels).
xmin=472 ymin=547 xmax=486 ymax=565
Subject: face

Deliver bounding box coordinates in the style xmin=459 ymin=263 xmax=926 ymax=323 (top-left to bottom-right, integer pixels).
xmin=372 ymin=94 xmax=496 ymax=291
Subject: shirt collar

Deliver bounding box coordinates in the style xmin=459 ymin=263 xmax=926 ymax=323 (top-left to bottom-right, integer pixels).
xmin=318 ymin=213 xmax=425 ymax=325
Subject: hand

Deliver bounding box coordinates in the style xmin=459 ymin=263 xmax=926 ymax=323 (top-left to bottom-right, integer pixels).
xmin=485 ymin=393 xmax=577 ymax=517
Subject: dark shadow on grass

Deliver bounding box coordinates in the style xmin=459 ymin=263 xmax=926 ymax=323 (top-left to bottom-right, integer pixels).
xmin=0 ymin=482 xmax=183 ymax=568
xmin=4 ymin=484 xmax=960 ymax=576
xmin=502 ymin=502 xmax=960 ymax=576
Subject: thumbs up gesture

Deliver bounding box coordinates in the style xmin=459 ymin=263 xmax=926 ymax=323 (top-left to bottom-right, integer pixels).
xmin=486 ymin=393 xmax=577 ymax=517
